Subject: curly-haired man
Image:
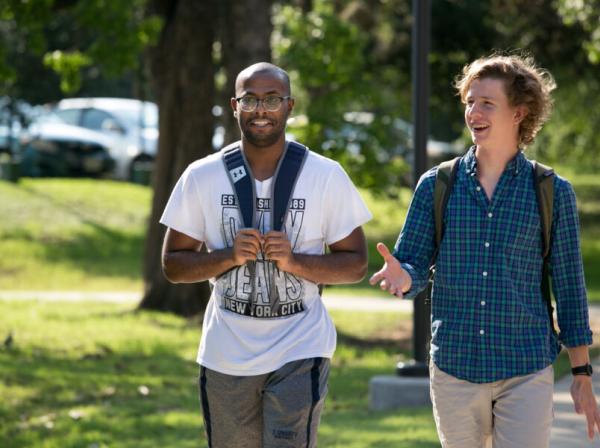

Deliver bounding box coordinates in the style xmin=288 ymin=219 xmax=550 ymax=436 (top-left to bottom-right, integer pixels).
xmin=371 ymin=54 xmax=599 ymax=447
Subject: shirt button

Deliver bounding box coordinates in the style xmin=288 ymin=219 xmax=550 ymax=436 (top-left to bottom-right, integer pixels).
xmin=476 ymin=186 xmax=481 ymax=192
xmin=482 ymin=271 xmax=488 ymax=277
xmin=481 ymin=301 xmax=486 ymax=306
xmin=480 ymin=329 xmax=485 ymax=335
xmin=487 ymin=212 xmax=493 ymax=218
xmin=484 ymin=242 xmax=490 ymax=248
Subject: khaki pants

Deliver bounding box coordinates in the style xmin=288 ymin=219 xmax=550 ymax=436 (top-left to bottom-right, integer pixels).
xmin=430 ymin=363 xmax=554 ymax=448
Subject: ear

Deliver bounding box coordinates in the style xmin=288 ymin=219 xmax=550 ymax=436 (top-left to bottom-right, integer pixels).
xmin=230 ymin=97 xmax=238 ymax=115
xmin=513 ymin=105 xmax=528 ymax=124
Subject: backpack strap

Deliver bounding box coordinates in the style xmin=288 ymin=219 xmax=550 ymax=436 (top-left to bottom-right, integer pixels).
xmin=532 ymin=160 xmax=556 ymax=334
xmin=271 ymin=141 xmax=308 ymax=231
xmin=433 ymin=157 xmax=461 ymax=251
xmin=222 ymin=142 xmax=256 ymax=229
xmin=532 ymin=161 xmax=554 ymax=259
xmin=222 ymin=141 xmax=309 ymax=313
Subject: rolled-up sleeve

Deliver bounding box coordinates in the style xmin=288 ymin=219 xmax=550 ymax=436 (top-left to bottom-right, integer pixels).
xmin=551 ymin=178 xmax=593 ymax=347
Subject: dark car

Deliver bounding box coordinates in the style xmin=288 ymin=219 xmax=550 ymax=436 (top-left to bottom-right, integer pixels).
xmin=20 ymin=118 xmax=115 ymax=177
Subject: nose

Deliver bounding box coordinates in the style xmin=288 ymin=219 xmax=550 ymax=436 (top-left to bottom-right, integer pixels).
xmin=466 ymin=103 xmax=482 ymax=120
xmin=254 ymin=99 xmax=269 ymax=113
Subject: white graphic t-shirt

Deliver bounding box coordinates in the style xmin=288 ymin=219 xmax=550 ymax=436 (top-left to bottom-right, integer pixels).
xmin=160 ymin=144 xmax=372 ymax=375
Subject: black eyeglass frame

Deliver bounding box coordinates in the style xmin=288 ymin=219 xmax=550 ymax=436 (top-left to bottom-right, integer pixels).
xmin=234 ymin=95 xmax=293 ymax=112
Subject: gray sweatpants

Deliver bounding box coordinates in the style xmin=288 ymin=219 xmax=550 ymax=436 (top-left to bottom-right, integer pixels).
xmin=199 ymin=357 xmax=330 ymax=448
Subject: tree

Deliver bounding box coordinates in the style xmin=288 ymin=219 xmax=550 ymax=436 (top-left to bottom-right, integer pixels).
xmin=138 ymin=0 xmax=216 ymax=315
xmin=557 ymin=0 xmax=600 ymax=64
xmin=139 ymin=0 xmax=273 ymax=315
xmin=218 ymin=0 xmax=273 ymax=145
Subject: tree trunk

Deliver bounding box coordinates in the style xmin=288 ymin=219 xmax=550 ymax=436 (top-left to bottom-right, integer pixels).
xmin=219 ymin=0 xmax=273 ymax=145
xmin=139 ymin=0 xmax=215 ymax=316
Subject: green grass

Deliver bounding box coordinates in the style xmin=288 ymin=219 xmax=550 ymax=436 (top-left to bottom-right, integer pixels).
xmin=0 ymin=178 xmax=150 ymax=291
xmin=0 ymin=173 xmax=599 ymax=301
xmin=0 ymin=300 xmax=438 ymax=448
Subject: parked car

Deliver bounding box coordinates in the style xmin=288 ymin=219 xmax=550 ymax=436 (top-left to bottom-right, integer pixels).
xmin=0 ymin=97 xmax=33 ymax=157
xmin=52 ymin=97 xmax=158 ymax=180
xmin=20 ymin=113 xmax=115 ymax=177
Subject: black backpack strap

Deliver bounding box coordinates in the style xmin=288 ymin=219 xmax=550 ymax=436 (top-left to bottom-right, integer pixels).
xmin=222 ymin=141 xmax=309 ymax=312
xmin=222 ymin=142 xmax=258 ymax=313
xmin=433 ymin=157 xmax=461 ymax=251
xmin=222 ymin=142 xmax=255 ymax=229
xmin=271 ymin=141 xmax=308 ymax=231
xmin=532 ymin=160 xmax=556 ymax=334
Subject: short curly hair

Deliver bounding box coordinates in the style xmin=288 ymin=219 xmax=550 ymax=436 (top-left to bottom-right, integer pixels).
xmin=454 ymin=53 xmax=556 ymax=147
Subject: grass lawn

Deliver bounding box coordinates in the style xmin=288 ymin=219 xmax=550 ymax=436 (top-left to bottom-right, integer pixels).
xmin=0 ymin=300 xmax=438 ymax=448
xmin=0 ymin=179 xmax=150 ymax=291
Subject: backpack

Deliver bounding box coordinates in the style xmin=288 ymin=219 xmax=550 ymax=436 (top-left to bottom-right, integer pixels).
xmin=432 ymin=157 xmax=557 ymax=333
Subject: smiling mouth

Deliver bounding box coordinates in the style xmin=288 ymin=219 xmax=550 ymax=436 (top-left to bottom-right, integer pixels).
xmin=471 ymin=124 xmax=489 ymax=132
xmin=248 ymin=119 xmax=273 ymax=128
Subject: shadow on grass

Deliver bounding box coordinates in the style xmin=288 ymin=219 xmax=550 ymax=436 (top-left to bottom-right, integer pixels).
xmin=322 ymin=365 xmax=438 ymax=447
xmin=0 ymin=346 xmax=206 ymax=448
xmin=336 ymin=330 xmax=411 ymax=353
xmin=2 ymin=219 xmax=144 ymax=282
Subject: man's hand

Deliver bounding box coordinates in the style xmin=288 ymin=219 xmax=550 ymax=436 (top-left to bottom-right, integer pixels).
xmin=570 ymin=375 xmax=600 ymax=440
xmin=232 ymin=228 xmax=263 ymax=266
xmin=368 ymin=242 xmax=412 ymax=298
xmin=263 ymin=230 xmax=294 ymax=272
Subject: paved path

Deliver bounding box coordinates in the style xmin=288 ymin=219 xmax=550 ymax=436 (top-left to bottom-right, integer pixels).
xmin=2 ymin=290 xmax=600 ymax=446
xmin=550 ymin=357 xmax=600 ymax=447
xmin=0 ymin=290 xmax=413 ymax=312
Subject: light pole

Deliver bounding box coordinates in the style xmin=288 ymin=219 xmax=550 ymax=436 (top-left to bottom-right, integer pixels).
xmin=396 ymin=0 xmax=431 ymax=378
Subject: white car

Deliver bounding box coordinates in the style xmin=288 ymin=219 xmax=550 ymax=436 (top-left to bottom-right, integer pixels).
xmin=54 ymin=97 xmax=158 ymax=180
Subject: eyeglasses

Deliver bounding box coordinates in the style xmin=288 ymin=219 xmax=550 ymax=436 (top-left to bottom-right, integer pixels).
xmin=235 ymin=95 xmax=291 ymax=112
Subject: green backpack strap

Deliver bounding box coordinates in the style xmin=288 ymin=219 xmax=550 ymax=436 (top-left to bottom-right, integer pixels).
xmin=533 ymin=160 xmax=556 ymax=334
xmin=533 ymin=161 xmax=554 ymax=259
xmin=433 ymin=157 xmax=461 ymax=250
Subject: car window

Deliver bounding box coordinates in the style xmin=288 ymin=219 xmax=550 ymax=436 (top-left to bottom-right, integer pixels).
xmin=55 ymin=109 xmax=81 ymax=125
xmin=81 ymin=109 xmax=118 ymax=131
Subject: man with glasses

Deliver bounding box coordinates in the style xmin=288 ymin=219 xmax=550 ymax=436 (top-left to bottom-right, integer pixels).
xmin=160 ymin=62 xmax=371 ymax=447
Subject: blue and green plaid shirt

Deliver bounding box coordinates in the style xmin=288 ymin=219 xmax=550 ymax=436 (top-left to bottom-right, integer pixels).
xmin=395 ymin=147 xmax=592 ymax=383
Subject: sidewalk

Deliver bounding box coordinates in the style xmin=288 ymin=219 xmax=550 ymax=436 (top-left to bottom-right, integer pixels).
xmin=0 ymin=290 xmax=414 ymax=312
xmin=2 ymin=290 xmax=599 ymax=446
xmin=551 ymin=357 xmax=600 ymax=447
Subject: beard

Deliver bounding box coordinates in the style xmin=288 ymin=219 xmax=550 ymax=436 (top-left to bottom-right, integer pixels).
xmin=240 ymin=118 xmax=286 ymax=148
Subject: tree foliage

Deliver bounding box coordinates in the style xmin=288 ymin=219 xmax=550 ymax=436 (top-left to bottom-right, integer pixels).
xmin=0 ymin=0 xmax=161 ymax=97
xmin=557 ymin=0 xmax=600 ymax=64
xmin=274 ymin=1 xmax=410 ymax=195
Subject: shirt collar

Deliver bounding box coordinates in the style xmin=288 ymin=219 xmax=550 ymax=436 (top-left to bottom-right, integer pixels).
xmin=463 ymin=146 xmax=526 ymax=177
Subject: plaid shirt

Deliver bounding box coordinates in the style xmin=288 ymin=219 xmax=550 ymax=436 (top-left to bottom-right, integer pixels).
xmin=395 ymin=147 xmax=592 ymax=383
